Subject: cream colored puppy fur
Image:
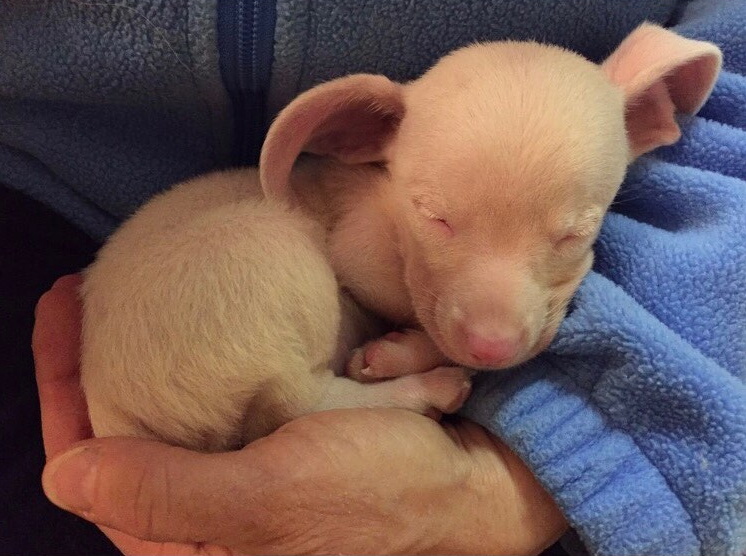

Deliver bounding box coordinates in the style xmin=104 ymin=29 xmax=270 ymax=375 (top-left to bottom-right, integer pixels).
xmin=82 ymin=24 xmax=721 ymax=451
xmin=262 ymin=23 xmax=721 ymax=378
xmin=82 ymin=172 xmax=470 ymax=451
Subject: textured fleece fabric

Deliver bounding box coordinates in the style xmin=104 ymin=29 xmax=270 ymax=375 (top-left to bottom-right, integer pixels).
xmin=1 ymin=1 xmax=744 ymax=555
xmin=0 ymin=1 xmax=678 ymax=240
xmin=0 ymin=0 xmax=231 ymax=239
xmin=268 ymin=0 xmax=679 ymax=114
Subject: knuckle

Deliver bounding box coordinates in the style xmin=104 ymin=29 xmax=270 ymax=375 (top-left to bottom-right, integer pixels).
xmin=131 ymin=468 xmax=158 ymax=538
xmin=125 ymin=462 xmax=170 ymax=540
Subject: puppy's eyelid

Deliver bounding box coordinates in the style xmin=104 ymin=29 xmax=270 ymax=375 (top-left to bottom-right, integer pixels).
xmin=412 ymin=197 xmax=453 ymax=236
xmin=567 ymin=227 xmax=594 ymax=239
xmin=575 ymin=209 xmax=603 ymax=231
xmin=420 ymin=205 xmax=441 ymax=220
xmin=412 ymin=196 xmax=443 ymax=220
xmin=554 ymin=208 xmax=602 ymax=245
xmin=554 ymin=227 xmax=594 ymax=249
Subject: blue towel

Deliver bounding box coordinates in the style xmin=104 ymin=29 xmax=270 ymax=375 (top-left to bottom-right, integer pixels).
xmin=462 ymin=1 xmax=746 ymax=555
xmin=1 ymin=1 xmax=744 ymax=555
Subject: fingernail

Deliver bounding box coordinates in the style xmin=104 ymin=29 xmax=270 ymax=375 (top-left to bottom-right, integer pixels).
xmin=360 ymin=366 xmax=373 ymax=376
xmin=43 ymin=446 xmax=98 ymax=513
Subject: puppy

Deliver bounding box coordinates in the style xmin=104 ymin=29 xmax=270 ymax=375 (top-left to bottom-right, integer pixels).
xmin=82 ymin=24 xmax=721 ymax=451
xmin=260 ymin=23 xmax=722 ymax=379
xmin=81 ymin=171 xmax=471 ymax=452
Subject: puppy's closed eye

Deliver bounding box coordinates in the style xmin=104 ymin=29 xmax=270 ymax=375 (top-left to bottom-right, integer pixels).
xmin=553 ymin=208 xmax=602 ymax=250
xmin=554 ymin=232 xmax=587 ymax=250
xmin=413 ymin=197 xmax=454 ymax=236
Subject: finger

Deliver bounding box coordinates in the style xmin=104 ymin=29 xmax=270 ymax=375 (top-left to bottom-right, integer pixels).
xmin=51 ymin=273 xmax=83 ymax=292
xmin=33 ymin=278 xmax=92 ymax=458
xmin=42 ymin=437 xmax=265 ymax=546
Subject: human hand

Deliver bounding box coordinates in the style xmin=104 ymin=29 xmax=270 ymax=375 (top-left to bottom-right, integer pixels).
xmin=34 ymin=275 xmax=567 ymax=555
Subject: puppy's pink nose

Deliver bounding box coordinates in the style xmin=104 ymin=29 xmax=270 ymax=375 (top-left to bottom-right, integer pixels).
xmin=466 ymin=331 xmax=520 ymax=365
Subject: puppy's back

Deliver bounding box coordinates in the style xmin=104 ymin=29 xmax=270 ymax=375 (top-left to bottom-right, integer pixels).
xmin=81 ymin=169 xmax=341 ymax=451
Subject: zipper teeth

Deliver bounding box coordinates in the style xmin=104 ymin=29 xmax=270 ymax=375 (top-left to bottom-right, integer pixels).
xmin=236 ymin=0 xmax=253 ymax=163
xmin=237 ymin=1 xmax=251 ymax=96
xmin=232 ymin=0 xmax=276 ymax=164
xmin=251 ymin=0 xmax=260 ymax=91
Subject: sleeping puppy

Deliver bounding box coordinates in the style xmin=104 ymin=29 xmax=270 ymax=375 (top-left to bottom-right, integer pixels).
xmin=82 ymin=169 xmax=474 ymax=452
xmin=81 ymin=23 xmax=720 ymax=451
xmin=260 ymin=23 xmax=722 ymax=379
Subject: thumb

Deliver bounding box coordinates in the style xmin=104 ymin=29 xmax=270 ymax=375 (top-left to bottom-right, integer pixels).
xmin=42 ymin=437 xmax=263 ymax=544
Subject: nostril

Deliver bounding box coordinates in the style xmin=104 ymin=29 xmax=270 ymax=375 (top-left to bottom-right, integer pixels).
xmin=465 ymin=331 xmax=520 ymax=365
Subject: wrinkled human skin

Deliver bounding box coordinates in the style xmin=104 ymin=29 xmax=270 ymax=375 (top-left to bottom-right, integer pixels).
xmin=34 ymin=276 xmax=567 ymax=555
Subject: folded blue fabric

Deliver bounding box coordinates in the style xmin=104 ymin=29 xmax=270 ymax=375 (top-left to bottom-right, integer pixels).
xmin=462 ymin=1 xmax=746 ymax=555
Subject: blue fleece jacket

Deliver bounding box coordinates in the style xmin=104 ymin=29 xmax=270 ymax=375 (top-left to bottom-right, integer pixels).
xmin=1 ymin=1 xmax=743 ymax=555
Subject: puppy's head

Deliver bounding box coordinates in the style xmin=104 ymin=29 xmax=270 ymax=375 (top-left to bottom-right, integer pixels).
xmin=261 ymin=24 xmax=721 ymax=369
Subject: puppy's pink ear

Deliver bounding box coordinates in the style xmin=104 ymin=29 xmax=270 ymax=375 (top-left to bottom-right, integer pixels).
xmin=602 ymin=23 xmax=722 ymax=159
xmin=260 ymin=74 xmax=404 ymax=203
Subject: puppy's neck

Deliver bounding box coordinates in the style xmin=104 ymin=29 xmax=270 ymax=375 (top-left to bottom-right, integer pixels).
xmin=289 ymin=155 xmax=387 ymax=225
xmin=289 ymin=155 xmax=416 ymax=323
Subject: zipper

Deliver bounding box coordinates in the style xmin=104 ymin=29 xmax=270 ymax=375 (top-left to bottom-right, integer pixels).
xmin=218 ymin=0 xmax=277 ymax=166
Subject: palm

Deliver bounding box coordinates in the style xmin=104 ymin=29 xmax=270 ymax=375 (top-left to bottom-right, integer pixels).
xmin=33 ymin=276 xmax=565 ymax=555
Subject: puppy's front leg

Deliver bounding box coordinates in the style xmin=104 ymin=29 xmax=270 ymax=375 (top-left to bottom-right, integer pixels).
xmin=347 ymin=328 xmax=451 ymax=382
xmin=329 ymin=290 xmax=388 ymax=375
xmin=316 ymin=366 xmax=472 ymax=416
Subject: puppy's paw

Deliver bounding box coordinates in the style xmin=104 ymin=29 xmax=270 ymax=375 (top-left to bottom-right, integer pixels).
xmin=346 ymin=329 xmax=449 ymax=382
xmin=400 ymin=366 xmax=473 ymax=414
xmin=345 ymin=346 xmax=372 ymax=382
